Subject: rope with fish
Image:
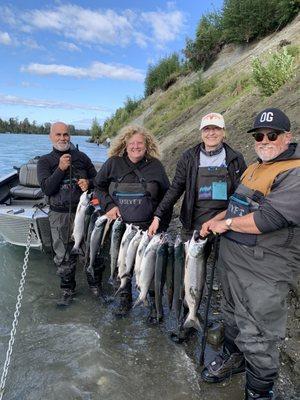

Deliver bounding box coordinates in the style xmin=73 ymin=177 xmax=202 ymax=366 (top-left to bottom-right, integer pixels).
xmin=0 ymin=213 xmax=36 ymax=399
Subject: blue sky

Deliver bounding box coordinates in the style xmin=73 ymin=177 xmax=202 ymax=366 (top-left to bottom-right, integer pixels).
xmin=0 ymin=1 xmax=223 ymax=129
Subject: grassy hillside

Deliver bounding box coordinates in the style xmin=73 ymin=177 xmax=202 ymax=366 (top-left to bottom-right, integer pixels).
xmin=131 ymin=15 xmax=300 ymax=175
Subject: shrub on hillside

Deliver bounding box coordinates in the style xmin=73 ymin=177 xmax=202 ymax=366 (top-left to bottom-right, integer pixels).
xmin=144 ymin=53 xmax=182 ymax=96
xmin=191 ymin=72 xmax=217 ymax=100
xmin=101 ymin=97 xmax=143 ymax=139
xmin=123 ymin=96 xmax=141 ymax=114
xmin=184 ymin=12 xmax=223 ymax=71
xmin=252 ymin=48 xmax=296 ymax=96
xmin=161 ymin=71 xmax=180 ymax=91
xmin=286 ymin=44 xmax=300 ymax=59
xmin=229 ymin=75 xmax=252 ymax=96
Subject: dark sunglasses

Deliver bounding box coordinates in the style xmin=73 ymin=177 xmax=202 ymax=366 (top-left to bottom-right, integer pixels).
xmin=252 ymin=131 xmax=283 ymax=142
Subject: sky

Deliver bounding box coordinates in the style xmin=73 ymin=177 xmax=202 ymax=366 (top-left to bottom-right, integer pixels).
xmin=0 ymin=0 xmax=223 ymax=129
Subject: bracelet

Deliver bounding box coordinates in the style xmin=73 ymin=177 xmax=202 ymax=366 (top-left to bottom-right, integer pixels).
xmin=154 ymin=216 xmax=161 ymax=222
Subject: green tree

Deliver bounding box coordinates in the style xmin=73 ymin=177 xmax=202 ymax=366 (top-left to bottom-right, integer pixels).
xmin=145 ymin=53 xmax=182 ymax=96
xmin=21 ymin=117 xmax=30 ymax=133
xmin=184 ymin=12 xmax=223 ymax=70
xmin=222 ymin=0 xmax=300 ymax=43
xmin=91 ymin=118 xmax=102 ymax=141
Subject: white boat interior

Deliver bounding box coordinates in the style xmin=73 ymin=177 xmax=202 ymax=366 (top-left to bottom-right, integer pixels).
xmin=0 ymin=157 xmax=102 ymax=251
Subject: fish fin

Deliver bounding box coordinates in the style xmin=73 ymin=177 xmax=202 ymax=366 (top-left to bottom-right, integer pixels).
xmin=183 ymin=314 xmax=202 ymax=332
xmin=70 ymin=246 xmax=84 ymax=256
xmin=108 ymin=276 xmax=115 ymax=286
xmin=133 ymin=296 xmax=143 ymax=308
xmin=114 ymin=281 xmax=126 ymax=296
xmin=86 ymin=265 xmax=94 ymax=279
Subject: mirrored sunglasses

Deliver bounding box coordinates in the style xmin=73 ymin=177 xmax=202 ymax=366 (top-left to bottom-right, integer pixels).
xmin=252 ymin=131 xmax=283 ymax=142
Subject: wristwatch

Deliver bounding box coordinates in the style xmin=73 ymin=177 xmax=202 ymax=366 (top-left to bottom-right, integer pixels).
xmin=225 ymin=218 xmax=233 ymax=230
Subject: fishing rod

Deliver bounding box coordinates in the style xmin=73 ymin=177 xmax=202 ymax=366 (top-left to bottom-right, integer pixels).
xmin=199 ymin=233 xmax=220 ymax=366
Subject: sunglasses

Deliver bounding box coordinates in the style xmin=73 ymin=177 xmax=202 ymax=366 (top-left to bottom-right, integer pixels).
xmin=252 ymin=131 xmax=283 ymax=142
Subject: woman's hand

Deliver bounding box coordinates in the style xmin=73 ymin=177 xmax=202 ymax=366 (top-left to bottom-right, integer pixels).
xmin=148 ymin=216 xmax=160 ymax=236
xmin=106 ymin=206 xmax=121 ymax=220
xmin=77 ymin=178 xmax=89 ymax=192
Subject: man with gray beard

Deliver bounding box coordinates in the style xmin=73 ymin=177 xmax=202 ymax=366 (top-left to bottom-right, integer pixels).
xmin=37 ymin=122 xmax=97 ymax=306
xmin=200 ymin=108 xmax=300 ymax=399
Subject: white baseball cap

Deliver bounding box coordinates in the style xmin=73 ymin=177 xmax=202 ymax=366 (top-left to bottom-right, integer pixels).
xmin=200 ymin=113 xmax=225 ymax=130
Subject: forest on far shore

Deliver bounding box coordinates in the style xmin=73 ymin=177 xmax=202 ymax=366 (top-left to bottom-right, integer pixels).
xmin=0 ymin=117 xmax=90 ymax=136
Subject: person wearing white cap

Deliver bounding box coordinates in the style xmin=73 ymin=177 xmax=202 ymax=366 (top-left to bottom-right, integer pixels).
xmin=148 ymin=111 xmax=247 ymax=339
xmin=200 ymin=108 xmax=300 ymax=399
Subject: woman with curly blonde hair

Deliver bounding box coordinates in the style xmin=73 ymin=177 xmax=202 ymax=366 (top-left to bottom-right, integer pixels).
xmin=109 ymin=125 xmax=160 ymax=159
xmin=95 ymin=124 xmax=171 ymax=319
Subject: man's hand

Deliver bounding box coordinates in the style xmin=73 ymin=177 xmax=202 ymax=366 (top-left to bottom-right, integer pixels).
xmin=58 ymin=154 xmax=71 ymax=171
xmin=106 ymin=206 xmax=121 ymax=220
xmin=77 ymin=178 xmax=89 ymax=192
xmin=148 ymin=216 xmax=160 ymax=236
xmin=200 ymin=220 xmax=228 ymax=237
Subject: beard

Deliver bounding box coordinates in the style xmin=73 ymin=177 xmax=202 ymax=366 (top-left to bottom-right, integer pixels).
xmin=256 ymin=144 xmax=286 ymax=162
xmin=53 ymin=142 xmax=70 ymax=151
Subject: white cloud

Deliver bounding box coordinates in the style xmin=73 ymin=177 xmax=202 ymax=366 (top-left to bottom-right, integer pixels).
xmin=0 ymin=93 xmax=108 ymax=111
xmin=0 ymin=31 xmax=12 ymax=45
xmin=22 ymin=38 xmax=43 ymax=49
xmin=21 ymin=61 xmax=145 ymax=82
xmin=21 ymin=81 xmax=39 ymax=88
xmin=23 ymin=5 xmax=134 ymax=47
xmin=0 ymin=5 xmax=185 ymax=49
xmin=0 ymin=7 xmax=17 ymax=26
xmin=141 ymin=10 xmax=185 ymax=44
xmin=59 ymin=41 xmax=81 ymax=52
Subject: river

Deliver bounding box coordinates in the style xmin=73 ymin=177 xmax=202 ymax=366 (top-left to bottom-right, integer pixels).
xmin=0 ymin=134 xmax=244 ymax=400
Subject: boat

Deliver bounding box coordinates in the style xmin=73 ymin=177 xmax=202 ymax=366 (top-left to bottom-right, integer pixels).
xmin=0 ymin=157 xmax=103 ymax=252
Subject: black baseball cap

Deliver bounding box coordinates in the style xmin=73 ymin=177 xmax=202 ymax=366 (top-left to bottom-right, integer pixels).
xmin=247 ymin=108 xmax=291 ymax=133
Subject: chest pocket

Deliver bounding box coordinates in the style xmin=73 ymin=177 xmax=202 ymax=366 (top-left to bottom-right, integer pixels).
xmin=197 ymin=166 xmax=228 ymax=201
xmin=110 ymin=170 xmax=154 ymax=224
xmin=224 ymin=191 xmax=262 ymax=246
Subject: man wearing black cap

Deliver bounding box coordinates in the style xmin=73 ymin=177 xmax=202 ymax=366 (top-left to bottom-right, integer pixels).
xmin=199 ymin=108 xmax=300 ymax=399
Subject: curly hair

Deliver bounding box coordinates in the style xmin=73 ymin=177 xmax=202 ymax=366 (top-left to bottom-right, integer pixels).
xmin=109 ymin=125 xmax=160 ymax=159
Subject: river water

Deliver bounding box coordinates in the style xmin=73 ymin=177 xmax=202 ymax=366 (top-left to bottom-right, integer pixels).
xmin=0 ymin=134 xmax=244 ymax=400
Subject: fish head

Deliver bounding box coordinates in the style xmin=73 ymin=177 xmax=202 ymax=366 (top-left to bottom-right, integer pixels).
xmin=174 ymin=234 xmax=182 ymax=247
xmin=143 ymin=233 xmax=161 ymax=255
xmin=188 ymin=231 xmax=207 ymax=258
xmin=79 ymin=191 xmax=90 ymax=205
xmin=95 ymin=215 xmax=108 ymax=227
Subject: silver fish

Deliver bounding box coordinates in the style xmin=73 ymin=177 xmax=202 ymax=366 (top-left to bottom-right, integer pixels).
xmin=116 ymin=224 xmax=138 ymax=284
xmin=134 ymin=231 xmax=151 ymax=290
xmin=86 ymin=215 xmax=108 ymax=278
xmin=154 ymin=234 xmax=169 ymax=321
xmin=117 ymin=229 xmax=143 ymax=293
xmin=183 ymin=231 xmax=207 ymax=331
xmin=71 ymin=191 xmax=91 ymax=255
xmin=134 ymin=234 xmax=162 ymax=307
xmin=165 ymin=241 xmax=174 ymax=310
xmin=173 ymin=235 xmax=185 ymax=323
xmin=109 ymin=217 xmax=126 ymax=284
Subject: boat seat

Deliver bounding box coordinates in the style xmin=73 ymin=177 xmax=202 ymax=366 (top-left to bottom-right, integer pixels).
xmin=10 ymin=162 xmax=43 ymax=200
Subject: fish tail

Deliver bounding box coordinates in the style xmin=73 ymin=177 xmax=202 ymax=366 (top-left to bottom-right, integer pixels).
xmin=86 ymin=265 xmax=94 ymax=279
xmin=70 ymin=246 xmax=84 ymax=256
xmin=183 ymin=313 xmax=202 ymax=332
xmin=108 ymin=275 xmax=115 ymax=286
xmin=133 ymin=295 xmax=145 ymax=308
xmin=114 ymin=280 xmax=126 ymax=296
